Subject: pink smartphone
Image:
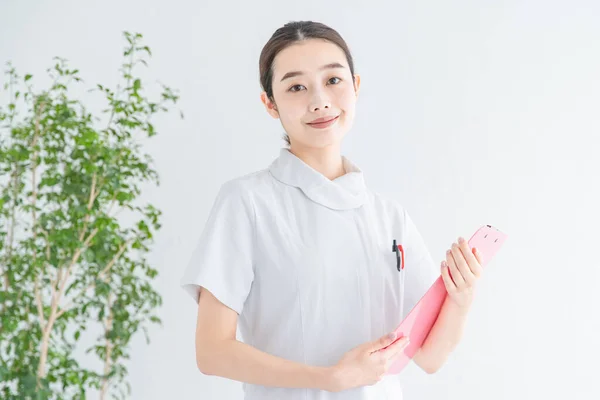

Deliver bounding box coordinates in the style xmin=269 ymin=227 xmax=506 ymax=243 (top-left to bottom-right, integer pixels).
xmin=383 ymin=224 xmax=508 ymax=375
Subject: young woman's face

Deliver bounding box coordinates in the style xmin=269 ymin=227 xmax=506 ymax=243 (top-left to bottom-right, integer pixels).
xmin=261 ymin=39 xmax=361 ymax=150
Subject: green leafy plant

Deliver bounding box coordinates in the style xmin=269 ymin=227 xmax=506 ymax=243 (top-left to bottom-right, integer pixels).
xmin=0 ymin=31 xmax=182 ymax=399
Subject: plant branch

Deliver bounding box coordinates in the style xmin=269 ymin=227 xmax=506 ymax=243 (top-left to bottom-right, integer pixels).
xmin=49 ymin=170 xmax=98 ymax=314
xmin=100 ymin=292 xmax=114 ymax=400
xmin=31 ymin=100 xmax=44 ymax=328
xmin=0 ymin=163 xmax=19 ymax=329
xmin=3 ymin=164 xmax=19 ymax=289
xmin=75 ymin=171 xmax=97 ymax=243
xmin=31 ymin=98 xmax=45 ymax=388
xmin=37 ymin=225 xmax=100 ymax=383
xmin=53 ymin=227 xmax=99 ymax=311
xmin=34 ymin=277 xmax=46 ymax=327
xmin=55 ymin=238 xmax=131 ymax=319
xmin=90 ymin=147 xmax=127 ymax=206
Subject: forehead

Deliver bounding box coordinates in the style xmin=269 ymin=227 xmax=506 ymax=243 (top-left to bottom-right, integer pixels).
xmin=272 ymin=39 xmax=348 ymax=81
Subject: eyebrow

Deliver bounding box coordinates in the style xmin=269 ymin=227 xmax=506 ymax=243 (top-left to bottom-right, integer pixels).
xmin=279 ymin=62 xmax=346 ymax=82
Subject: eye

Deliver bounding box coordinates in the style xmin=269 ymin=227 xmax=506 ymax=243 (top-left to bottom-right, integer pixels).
xmin=287 ymin=77 xmax=343 ymax=93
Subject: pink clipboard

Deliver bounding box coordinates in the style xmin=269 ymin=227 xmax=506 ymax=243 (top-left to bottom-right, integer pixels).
xmin=384 ymin=224 xmax=508 ymax=375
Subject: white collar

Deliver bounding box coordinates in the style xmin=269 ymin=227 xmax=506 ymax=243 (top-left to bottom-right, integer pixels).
xmin=268 ymin=148 xmax=367 ymax=210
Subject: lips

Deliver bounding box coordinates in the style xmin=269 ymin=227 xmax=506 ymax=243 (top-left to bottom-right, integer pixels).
xmin=308 ymin=115 xmax=339 ymax=124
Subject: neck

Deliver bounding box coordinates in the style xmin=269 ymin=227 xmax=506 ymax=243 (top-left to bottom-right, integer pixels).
xmin=289 ymin=144 xmax=346 ymax=181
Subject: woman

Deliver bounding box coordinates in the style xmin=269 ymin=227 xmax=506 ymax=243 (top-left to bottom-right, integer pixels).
xmin=181 ymin=20 xmax=484 ymax=399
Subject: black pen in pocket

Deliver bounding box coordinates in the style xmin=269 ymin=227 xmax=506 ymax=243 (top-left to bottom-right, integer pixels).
xmin=392 ymin=239 xmax=406 ymax=320
xmin=392 ymin=239 xmax=404 ymax=271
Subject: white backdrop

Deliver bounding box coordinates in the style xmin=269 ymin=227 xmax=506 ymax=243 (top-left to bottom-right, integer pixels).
xmin=1 ymin=0 xmax=599 ymax=399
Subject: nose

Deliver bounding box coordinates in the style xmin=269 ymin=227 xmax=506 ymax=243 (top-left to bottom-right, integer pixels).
xmin=308 ymin=91 xmax=331 ymax=112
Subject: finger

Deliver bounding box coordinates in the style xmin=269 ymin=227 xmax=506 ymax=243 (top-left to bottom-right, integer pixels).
xmin=472 ymin=247 xmax=484 ymax=268
xmin=380 ymin=336 xmax=410 ymax=360
xmin=451 ymin=243 xmax=475 ymax=287
xmin=458 ymin=237 xmax=483 ymax=278
xmin=441 ymin=260 xmax=457 ymax=294
xmin=446 ymin=248 xmax=465 ymax=288
xmin=369 ymin=332 xmax=399 ymax=353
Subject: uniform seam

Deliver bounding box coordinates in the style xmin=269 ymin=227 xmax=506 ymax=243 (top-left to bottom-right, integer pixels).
xmin=286 ymin=190 xmax=308 ymax=400
xmin=294 ymin=271 xmax=308 ymax=400
xmin=351 ymin=211 xmax=365 ymax=342
xmin=241 ymin=182 xmax=258 ymax=350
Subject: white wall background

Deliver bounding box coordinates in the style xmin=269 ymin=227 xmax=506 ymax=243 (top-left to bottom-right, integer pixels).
xmin=1 ymin=0 xmax=599 ymax=399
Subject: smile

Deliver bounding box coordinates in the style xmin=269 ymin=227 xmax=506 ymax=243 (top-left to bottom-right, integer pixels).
xmin=306 ymin=115 xmax=339 ymax=129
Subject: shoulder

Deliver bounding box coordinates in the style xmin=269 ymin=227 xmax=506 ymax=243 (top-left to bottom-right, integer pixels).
xmin=367 ymin=189 xmax=409 ymax=218
xmin=217 ymin=168 xmax=271 ymax=200
xmin=211 ymin=167 xmax=275 ymax=222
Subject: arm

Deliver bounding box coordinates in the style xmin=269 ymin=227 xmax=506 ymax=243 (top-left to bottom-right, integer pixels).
xmin=413 ymin=295 xmax=470 ymax=374
xmin=194 ymin=287 xmax=333 ymax=390
xmin=413 ymin=237 xmax=483 ymax=374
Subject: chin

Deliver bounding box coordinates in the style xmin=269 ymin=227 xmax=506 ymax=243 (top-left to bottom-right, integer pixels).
xmin=299 ymin=127 xmax=346 ymax=148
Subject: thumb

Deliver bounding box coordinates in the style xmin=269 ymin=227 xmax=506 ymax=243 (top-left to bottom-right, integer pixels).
xmin=369 ymin=332 xmax=397 ymax=352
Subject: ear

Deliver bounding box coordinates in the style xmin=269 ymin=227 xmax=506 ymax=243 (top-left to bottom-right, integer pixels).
xmin=260 ymin=91 xmax=280 ymax=119
xmin=353 ymin=74 xmax=361 ymax=99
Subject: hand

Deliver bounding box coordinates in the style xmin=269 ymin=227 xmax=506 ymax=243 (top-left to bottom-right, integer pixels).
xmin=441 ymin=236 xmax=484 ymax=310
xmin=326 ymin=333 xmax=410 ymax=392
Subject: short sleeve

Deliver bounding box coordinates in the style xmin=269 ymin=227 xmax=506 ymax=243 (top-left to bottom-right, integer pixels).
xmin=180 ymin=180 xmax=255 ymax=314
xmin=402 ymin=208 xmax=440 ymax=313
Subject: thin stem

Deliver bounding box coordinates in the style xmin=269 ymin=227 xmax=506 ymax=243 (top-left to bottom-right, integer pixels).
xmin=56 ymin=238 xmax=130 ymax=319
xmin=99 ymin=291 xmax=114 ymax=400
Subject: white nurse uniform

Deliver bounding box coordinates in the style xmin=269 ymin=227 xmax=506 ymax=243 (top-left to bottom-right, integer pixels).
xmin=181 ymin=148 xmax=439 ymax=400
